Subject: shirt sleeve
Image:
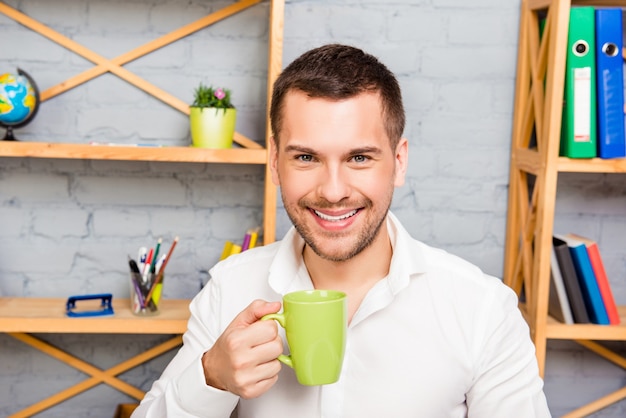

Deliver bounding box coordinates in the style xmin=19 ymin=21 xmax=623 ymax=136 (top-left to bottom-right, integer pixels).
xmin=465 ymin=280 xmax=552 ymax=418
xmin=132 ymin=278 xmax=240 ymax=418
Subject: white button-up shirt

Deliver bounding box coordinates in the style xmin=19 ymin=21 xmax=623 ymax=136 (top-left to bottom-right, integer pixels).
xmin=134 ymin=213 xmax=551 ymax=418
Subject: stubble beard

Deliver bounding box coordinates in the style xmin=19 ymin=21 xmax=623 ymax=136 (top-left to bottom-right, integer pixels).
xmin=283 ymin=194 xmax=392 ymax=263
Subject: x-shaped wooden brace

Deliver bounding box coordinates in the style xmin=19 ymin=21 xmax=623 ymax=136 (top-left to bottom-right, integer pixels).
xmin=506 ymin=0 xmax=553 ymax=309
xmin=567 ymin=339 xmax=626 ymax=417
xmin=0 ymin=0 xmax=263 ymax=149
xmin=7 ymin=332 xmax=182 ymax=418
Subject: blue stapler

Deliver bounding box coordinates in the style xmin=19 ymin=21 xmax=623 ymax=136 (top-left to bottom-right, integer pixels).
xmin=66 ymin=293 xmax=115 ymax=317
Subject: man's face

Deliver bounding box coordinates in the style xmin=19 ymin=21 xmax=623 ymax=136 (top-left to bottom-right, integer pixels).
xmin=271 ymin=90 xmax=407 ymax=262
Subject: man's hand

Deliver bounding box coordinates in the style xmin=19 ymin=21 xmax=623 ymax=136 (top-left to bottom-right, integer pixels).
xmin=202 ymin=300 xmax=283 ymax=399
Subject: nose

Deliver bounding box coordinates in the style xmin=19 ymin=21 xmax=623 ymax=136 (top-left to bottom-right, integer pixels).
xmin=317 ymin=163 xmax=351 ymax=203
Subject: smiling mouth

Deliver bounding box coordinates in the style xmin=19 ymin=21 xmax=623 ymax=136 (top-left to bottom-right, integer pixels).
xmin=313 ymin=209 xmax=358 ymax=221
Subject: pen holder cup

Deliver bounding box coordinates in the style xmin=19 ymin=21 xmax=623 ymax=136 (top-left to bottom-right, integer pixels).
xmin=129 ymin=272 xmax=162 ymax=316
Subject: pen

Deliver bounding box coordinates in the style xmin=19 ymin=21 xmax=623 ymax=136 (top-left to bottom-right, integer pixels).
xmin=128 ymin=257 xmax=141 ymax=274
xmin=130 ymin=274 xmax=145 ymax=308
xmin=128 ymin=257 xmax=145 ymax=308
xmin=155 ymin=254 xmax=166 ymax=274
xmin=143 ymin=247 xmax=154 ymax=281
xmin=137 ymin=246 xmax=147 ymax=272
xmin=150 ymin=238 xmax=162 ymax=274
xmin=160 ymin=237 xmax=179 ymax=272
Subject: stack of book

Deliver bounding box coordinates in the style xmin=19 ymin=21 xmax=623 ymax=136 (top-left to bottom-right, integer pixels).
xmin=220 ymin=228 xmax=260 ymax=260
xmin=560 ymin=7 xmax=626 ymax=159
xmin=550 ymin=234 xmax=620 ymax=325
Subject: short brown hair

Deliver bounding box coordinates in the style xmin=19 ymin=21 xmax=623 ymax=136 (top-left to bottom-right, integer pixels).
xmin=270 ymin=44 xmax=405 ymax=149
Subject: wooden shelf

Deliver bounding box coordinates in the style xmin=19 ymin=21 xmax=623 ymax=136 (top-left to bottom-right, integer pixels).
xmin=546 ymin=318 xmax=626 ymax=341
xmin=521 ymin=304 xmax=626 ymax=340
xmin=557 ymin=156 xmax=626 ymax=173
xmin=0 ymin=297 xmax=190 ymax=334
xmin=0 ymin=141 xmax=268 ymax=164
xmin=511 ymin=148 xmax=626 ymax=174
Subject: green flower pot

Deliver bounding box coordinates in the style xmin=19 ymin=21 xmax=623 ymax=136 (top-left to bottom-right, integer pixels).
xmin=190 ymin=107 xmax=236 ymax=149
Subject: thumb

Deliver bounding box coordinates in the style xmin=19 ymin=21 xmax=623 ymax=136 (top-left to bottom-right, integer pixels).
xmin=235 ymin=299 xmax=282 ymax=327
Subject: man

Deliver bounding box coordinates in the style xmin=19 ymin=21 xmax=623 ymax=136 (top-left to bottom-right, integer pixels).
xmin=134 ymin=44 xmax=551 ymax=417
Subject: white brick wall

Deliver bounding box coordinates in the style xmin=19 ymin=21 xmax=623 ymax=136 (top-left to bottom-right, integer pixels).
xmin=1 ymin=0 xmax=625 ymax=416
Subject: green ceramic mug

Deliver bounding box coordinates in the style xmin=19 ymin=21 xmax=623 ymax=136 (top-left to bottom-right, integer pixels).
xmin=262 ymin=289 xmax=347 ymax=386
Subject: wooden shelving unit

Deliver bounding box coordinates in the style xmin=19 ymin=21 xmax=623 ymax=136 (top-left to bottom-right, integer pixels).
xmin=503 ymin=0 xmax=626 ymax=416
xmin=0 ymin=1 xmax=284 ymax=416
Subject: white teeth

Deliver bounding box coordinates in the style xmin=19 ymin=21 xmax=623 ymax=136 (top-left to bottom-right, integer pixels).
xmin=315 ymin=209 xmax=357 ymax=221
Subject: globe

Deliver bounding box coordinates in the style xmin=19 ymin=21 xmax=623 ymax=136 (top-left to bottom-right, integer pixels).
xmin=0 ymin=69 xmax=40 ymax=141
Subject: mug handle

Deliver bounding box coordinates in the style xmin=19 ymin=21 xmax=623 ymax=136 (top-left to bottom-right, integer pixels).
xmin=261 ymin=313 xmax=293 ymax=368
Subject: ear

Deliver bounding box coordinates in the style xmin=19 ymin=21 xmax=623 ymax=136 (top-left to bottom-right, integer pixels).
xmin=393 ymin=137 xmax=408 ymax=187
xmin=269 ymin=136 xmax=280 ymax=186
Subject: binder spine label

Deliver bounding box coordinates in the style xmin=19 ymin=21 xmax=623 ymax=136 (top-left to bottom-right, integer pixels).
xmin=573 ymin=67 xmax=592 ymax=143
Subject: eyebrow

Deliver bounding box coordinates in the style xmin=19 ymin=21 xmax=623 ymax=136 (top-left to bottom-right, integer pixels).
xmin=348 ymin=146 xmax=383 ymax=156
xmin=284 ymin=144 xmax=317 ymax=154
xmin=283 ymin=145 xmax=383 ymax=156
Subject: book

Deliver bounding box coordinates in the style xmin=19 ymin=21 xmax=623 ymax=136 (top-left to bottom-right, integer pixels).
xmin=241 ymin=232 xmax=252 ymax=252
xmin=560 ymin=6 xmax=597 ymax=158
xmin=229 ymin=243 xmax=242 ymax=256
xmin=552 ymin=236 xmax=591 ymax=324
xmin=594 ymin=8 xmax=626 ymax=158
xmin=220 ymin=241 xmax=234 ymax=261
xmin=549 ymin=245 xmax=575 ymax=324
xmin=248 ymin=229 xmax=259 ymax=249
xmin=556 ymin=234 xmax=609 ymax=324
xmin=241 ymin=227 xmax=260 ymax=251
xmin=566 ymin=233 xmax=620 ymax=325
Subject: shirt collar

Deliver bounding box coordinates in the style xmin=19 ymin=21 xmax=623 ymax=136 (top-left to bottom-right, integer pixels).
xmin=268 ymin=227 xmax=309 ymax=295
xmin=386 ymin=211 xmax=427 ymax=294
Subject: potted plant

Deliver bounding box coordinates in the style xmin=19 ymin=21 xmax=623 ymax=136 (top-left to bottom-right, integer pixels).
xmin=189 ymin=84 xmax=236 ymax=149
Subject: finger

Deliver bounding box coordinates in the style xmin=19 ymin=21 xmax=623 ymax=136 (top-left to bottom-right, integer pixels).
xmin=236 ymin=361 xmax=281 ymax=400
xmin=234 ymin=299 xmax=282 ymax=328
xmin=204 ymin=334 xmax=277 ymax=393
xmin=250 ymin=332 xmax=283 ymax=360
xmin=238 ymin=374 xmax=279 ymax=400
xmin=230 ymin=317 xmax=280 ymax=351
